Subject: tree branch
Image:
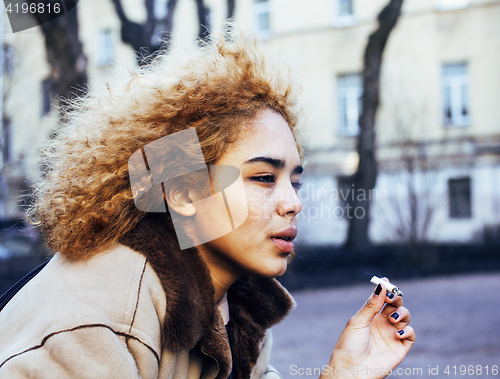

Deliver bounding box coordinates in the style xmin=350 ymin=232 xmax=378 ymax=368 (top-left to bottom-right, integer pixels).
xmin=110 ymin=0 xmax=150 ymax=63
xmin=111 ymin=0 xmax=178 ymax=65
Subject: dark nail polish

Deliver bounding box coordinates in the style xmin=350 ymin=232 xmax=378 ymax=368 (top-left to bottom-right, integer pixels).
xmin=386 ymin=292 xmax=394 ymax=299
xmin=375 ymin=284 xmax=382 ymax=295
xmin=391 ymin=312 xmax=400 ymax=320
xmin=398 ymin=330 xmax=404 ymax=336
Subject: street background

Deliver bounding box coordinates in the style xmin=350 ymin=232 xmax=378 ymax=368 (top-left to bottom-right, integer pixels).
xmin=272 ymin=273 xmax=500 ymax=378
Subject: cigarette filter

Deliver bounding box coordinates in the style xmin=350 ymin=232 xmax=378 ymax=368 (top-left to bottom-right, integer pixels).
xmin=370 ymin=276 xmax=403 ymax=297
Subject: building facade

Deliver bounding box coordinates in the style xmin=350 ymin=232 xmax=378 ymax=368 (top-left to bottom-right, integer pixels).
xmin=1 ymin=0 xmax=499 ymax=246
xmin=245 ymin=0 xmax=500 ymax=245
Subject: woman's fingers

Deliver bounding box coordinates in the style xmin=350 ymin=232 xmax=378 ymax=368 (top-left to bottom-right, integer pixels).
xmin=385 ymin=291 xmax=403 ymax=307
xmin=381 ymin=277 xmax=404 ymax=306
xmin=386 ymin=306 xmax=411 ymax=330
xmin=349 ymin=283 xmax=388 ymax=328
xmin=396 ymin=325 xmax=416 ymax=348
xmin=378 ymin=278 xmax=413 ymax=338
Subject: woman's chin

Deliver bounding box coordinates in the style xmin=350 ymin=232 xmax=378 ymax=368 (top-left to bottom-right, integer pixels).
xmin=255 ymin=259 xmax=288 ymax=278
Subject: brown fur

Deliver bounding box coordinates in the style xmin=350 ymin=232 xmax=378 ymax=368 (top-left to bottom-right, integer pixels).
xmin=119 ymin=213 xmax=294 ymax=379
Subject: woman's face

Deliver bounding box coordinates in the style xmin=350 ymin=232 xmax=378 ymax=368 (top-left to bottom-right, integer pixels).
xmin=196 ymin=109 xmax=303 ymax=279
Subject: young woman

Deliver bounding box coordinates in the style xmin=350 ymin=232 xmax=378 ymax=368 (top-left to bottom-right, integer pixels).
xmin=0 ymin=30 xmax=414 ymax=378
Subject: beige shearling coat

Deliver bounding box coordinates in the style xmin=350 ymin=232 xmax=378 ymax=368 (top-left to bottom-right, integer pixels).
xmin=0 ymin=214 xmax=295 ymax=378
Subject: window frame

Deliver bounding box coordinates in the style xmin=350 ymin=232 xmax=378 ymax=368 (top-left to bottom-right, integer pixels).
xmin=336 ymin=73 xmax=362 ymax=137
xmin=448 ymin=177 xmax=472 ymax=219
xmin=95 ymin=29 xmax=114 ymax=68
xmin=442 ymin=62 xmax=470 ymax=128
xmin=153 ymin=0 xmax=168 ymax=20
xmin=1 ymin=118 xmax=11 ymax=166
xmin=41 ymin=78 xmax=52 ymax=116
xmin=253 ymin=0 xmax=272 ymax=38
xmin=435 ymin=0 xmax=470 ymax=11
xmin=333 ymin=0 xmax=357 ymax=28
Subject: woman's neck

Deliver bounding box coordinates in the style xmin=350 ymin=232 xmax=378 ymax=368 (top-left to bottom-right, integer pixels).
xmin=196 ymin=246 xmax=241 ymax=303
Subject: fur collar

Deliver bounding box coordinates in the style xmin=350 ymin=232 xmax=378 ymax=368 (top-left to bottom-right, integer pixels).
xmin=119 ymin=213 xmax=295 ymax=379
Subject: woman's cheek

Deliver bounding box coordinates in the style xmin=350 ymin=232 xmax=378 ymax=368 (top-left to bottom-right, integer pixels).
xmin=248 ymin=196 xmax=276 ymax=221
xmin=221 ymin=173 xmax=248 ymax=229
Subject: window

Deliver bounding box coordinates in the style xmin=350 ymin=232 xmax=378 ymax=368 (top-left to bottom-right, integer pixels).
xmin=448 ymin=177 xmax=471 ymax=219
xmin=337 ymin=74 xmax=362 ymax=136
xmin=338 ymin=0 xmax=353 ymax=16
xmin=442 ymin=62 xmax=469 ymax=127
xmin=254 ymin=0 xmax=271 ymax=36
xmin=151 ymin=0 xmax=169 ymax=45
xmin=96 ymin=29 xmax=114 ymax=68
xmin=435 ymin=0 xmax=469 ymax=11
xmin=3 ymin=45 xmax=14 ymax=76
xmin=42 ymin=78 xmax=52 ymax=115
xmin=154 ymin=0 xmax=168 ymax=20
xmin=333 ymin=0 xmax=356 ymax=27
xmin=1 ymin=118 xmax=11 ymax=165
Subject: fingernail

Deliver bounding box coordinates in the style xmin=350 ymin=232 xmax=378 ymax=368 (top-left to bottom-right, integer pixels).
xmin=391 ymin=312 xmax=400 ymax=320
xmin=374 ymin=284 xmax=382 ymax=295
xmin=386 ymin=292 xmax=394 ymax=299
xmin=398 ymin=330 xmax=404 ymax=336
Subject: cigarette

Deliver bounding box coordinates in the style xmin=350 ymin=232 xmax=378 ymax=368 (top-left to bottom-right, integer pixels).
xmin=370 ymin=276 xmax=403 ymax=297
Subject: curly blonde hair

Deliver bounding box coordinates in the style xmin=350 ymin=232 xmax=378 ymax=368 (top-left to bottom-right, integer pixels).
xmin=29 ymin=29 xmax=301 ymax=261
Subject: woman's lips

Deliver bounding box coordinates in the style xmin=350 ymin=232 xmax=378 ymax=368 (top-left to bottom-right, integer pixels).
xmin=271 ymin=237 xmax=294 ymax=253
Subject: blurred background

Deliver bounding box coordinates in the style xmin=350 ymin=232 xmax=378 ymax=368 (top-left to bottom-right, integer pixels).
xmin=0 ymin=0 xmax=499 ymax=377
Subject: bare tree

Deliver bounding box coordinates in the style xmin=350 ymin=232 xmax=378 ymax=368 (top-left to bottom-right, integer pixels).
xmin=111 ymin=0 xmax=236 ymax=65
xmin=110 ymin=0 xmax=179 ymax=65
xmin=344 ymin=0 xmax=404 ymax=250
xmin=391 ymin=134 xmax=438 ymax=244
xmin=27 ymin=0 xmax=88 ymax=102
xmin=375 ymin=104 xmax=441 ymax=245
xmin=195 ymin=0 xmax=236 ymax=41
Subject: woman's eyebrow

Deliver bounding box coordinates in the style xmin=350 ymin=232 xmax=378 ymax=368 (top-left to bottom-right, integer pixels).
xmin=293 ymin=165 xmax=304 ymax=175
xmin=244 ymin=156 xmax=284 ymax=168
xmin=243 ymin=156 xmax=303 ymax=174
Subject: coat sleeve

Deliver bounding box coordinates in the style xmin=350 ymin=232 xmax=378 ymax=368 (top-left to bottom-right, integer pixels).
xmin=0 ymin=325 xmax=159 ymax=379
xmin=251 ymin=329 xmax=283 ymax=379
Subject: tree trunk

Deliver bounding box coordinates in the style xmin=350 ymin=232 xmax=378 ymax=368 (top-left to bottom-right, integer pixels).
xmin=227 ymin=0 xmax=235 ymax=19
xmin=110 ymin=0 xmax=178 ymax=65
xmin=194 ymin=0 xmax=211 ymax=42
xmin=344 ymin=0 xmax=403 ymax=250
xmin=29 ymin=0 xmax=88 ymax=103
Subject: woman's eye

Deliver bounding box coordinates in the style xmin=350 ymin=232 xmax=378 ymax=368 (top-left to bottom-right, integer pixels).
xmin=250 ymin=175 xmax=276 ymax=184
xmin=292 ymin=181 xmax=303 ymax=191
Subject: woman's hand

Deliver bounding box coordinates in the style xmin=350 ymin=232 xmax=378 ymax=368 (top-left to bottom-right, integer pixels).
xmin=320 ymin=279 xmax=415 ymax=379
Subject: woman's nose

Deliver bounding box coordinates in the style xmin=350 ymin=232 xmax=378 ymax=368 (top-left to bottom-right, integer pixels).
xmin=276 ymin=184 xmax=303 ymax=217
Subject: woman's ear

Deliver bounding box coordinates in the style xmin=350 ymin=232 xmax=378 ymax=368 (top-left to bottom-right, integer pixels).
xmin=165 ymin=186 xmax=197 ymax=217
